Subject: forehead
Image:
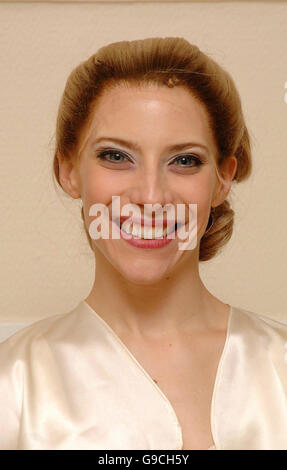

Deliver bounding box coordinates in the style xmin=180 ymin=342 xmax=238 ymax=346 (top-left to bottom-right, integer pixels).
xmin=78 ymin=83 xmax=217 ymax=157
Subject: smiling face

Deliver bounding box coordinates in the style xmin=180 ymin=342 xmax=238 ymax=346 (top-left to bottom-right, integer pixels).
xmin=59 ymin=82 xmax=237 ymax=284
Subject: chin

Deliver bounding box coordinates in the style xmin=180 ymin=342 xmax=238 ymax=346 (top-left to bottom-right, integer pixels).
xmin=117 ymin=262 xmax=174 ymax=286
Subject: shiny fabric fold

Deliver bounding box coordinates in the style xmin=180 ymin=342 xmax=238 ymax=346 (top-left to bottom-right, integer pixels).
xmin=0 ymin=301 xmax=286 ymax=450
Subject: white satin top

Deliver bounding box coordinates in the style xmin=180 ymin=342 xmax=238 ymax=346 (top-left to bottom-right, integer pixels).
xmin=0 ymin=300 xmax=287 ymax=450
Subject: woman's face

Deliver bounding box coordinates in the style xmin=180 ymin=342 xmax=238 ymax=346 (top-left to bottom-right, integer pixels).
xmin=65 ymin=83 xmax=236 ymax=284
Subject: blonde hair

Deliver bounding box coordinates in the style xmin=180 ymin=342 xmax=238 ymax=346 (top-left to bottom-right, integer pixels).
xmin=53 ymin=37 xmax=252 ymax=261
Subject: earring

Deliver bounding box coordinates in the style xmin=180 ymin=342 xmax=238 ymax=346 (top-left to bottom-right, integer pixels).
xmin=205 ymin=208 xmax=215 ymax=234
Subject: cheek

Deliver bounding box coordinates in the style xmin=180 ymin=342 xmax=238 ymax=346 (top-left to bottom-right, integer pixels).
xmin=179 ymin=171 xmax=215 ymax=235
xmin=180 ymin=171 xmax=214 ymax=207
xmin=80 ymin=160 xmax=132 ymax=204
xmin=79 ymin=166 xmax=111 ymax=239
xmin=80 ymin=165 xmax=114 ymax=206
xmin=79 ymin=164 xmax=128 ymax=243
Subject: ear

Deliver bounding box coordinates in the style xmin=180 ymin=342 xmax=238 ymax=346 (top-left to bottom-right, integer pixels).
xmin=57 ymin=153 xmax=81 ymax=199
xmin=212 ymin=155 xmax=238 ymax=207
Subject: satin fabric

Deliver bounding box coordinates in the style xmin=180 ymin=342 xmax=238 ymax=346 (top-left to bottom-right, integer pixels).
xmin=0 ymin=300 xmax=287 ymax=450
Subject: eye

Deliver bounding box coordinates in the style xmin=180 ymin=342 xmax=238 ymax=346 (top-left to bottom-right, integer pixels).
xmin=170 ymin=154 xmax=203 ymax=168
xmin=95 ymin=149 xmax=131 ymax=164
xmin=95 ymin=149 xmax=204 ymax=169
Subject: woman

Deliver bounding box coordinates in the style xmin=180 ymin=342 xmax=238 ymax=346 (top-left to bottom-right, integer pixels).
xmin=0 ymin=37 xmax=287 ymax=450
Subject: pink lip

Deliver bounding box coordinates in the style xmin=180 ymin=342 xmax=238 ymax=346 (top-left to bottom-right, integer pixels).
xmin=111 ymin=219 xmax=178 ymax=249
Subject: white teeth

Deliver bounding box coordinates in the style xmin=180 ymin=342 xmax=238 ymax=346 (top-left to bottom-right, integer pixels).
xmin=121 ymin=221 xmax=174 ymax=239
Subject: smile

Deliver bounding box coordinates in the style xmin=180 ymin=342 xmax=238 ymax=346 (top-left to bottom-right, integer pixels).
xmin=114 ymin=218 xmax=179 ymax=239
xmin=110 ymin=218 xmax=183 ymax=250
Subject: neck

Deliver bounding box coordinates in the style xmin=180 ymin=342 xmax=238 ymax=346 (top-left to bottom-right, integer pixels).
xmin=85 ymin=249 xmax=229 ymax=338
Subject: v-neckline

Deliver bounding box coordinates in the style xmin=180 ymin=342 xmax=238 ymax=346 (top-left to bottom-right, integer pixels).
xmin=81 ymin=299 xmax=233 ymax=450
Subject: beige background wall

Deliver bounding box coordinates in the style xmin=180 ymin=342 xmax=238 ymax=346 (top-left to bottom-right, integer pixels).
xmin=0 ymin=1 xmax=287 ymax=323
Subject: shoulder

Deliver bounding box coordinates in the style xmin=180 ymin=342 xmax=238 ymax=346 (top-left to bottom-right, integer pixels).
xmin=0 ymin=302 xmax=86 ymax=449
xmin=0 ymin=301 xmax=88 ymax=408
xmin=230 ymin=305 xmax=287 ymax=369
xmin=231 ymin=304 xmax=287 ymax=338
xmin=0 ymin=302 xmax=85 ymax=360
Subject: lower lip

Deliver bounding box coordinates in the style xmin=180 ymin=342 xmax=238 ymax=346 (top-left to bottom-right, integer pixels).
xmin=113 ymin=221 xmax=178 ymax=249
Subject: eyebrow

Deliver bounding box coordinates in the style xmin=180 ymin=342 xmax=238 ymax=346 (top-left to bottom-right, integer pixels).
xmin=92 ymin=136 xmax=209 ymax=153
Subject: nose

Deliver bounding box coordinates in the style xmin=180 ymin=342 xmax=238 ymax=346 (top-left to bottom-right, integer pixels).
xmin=127 ymin=166 xmax=174 ymax=214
